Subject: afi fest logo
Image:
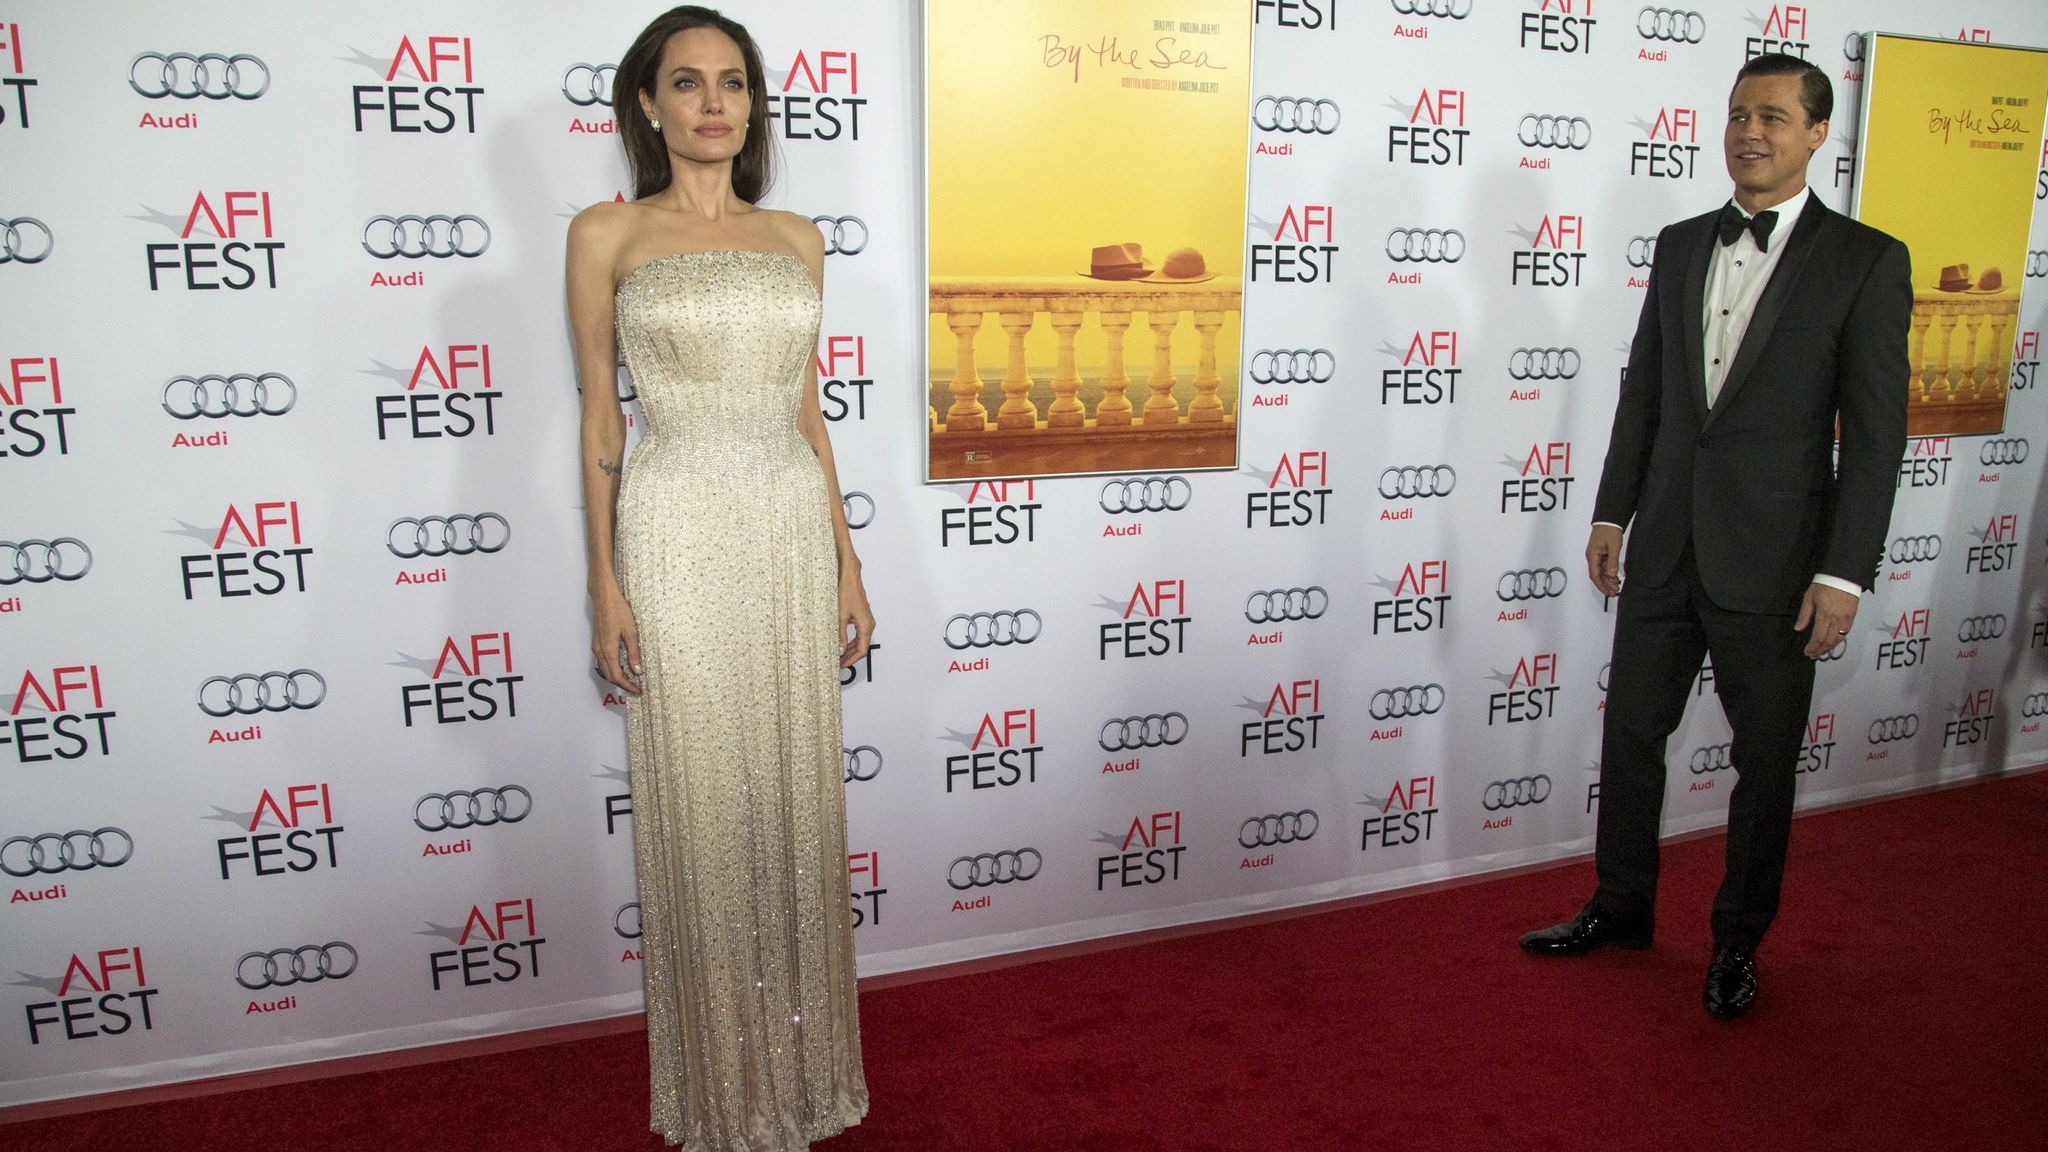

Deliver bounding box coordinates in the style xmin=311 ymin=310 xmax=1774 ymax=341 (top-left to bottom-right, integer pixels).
xmin=1745 ymin=6 xmax=1809 ymax=60
xmin=1379 ymin=329 xmax=1459 ymax=405
xmin=817 ymin=333 xmax=872 ymax=421
xmin=1968 ymin=514 xmax=2019 ymax=575
xmin=396 ymin=633 xmax=522 ymax=727
xmin=1945 ymin=689 xmax=1996 ymax=749
xmin=349 ymin=34 xmax=483 ymax=133
xmin=1522 ymin=0 xmax=1599 ymax=53
xmin=20 ymin=947 xmax=160 ymax=1045
xmin=1487 ymin=652 xmax=1561 ymax=724
xmin=211 ymin=783 xmax=344 ymax=880
xmin=1 ymin=355 xmax=73 ymax=458
xmin=939 ymin=709 xmax=1041 ymax=793
xmin=1097 ymin=579 xmax=1190 ymax=659
xmin=175 ymin=499 xmax=311 ymax=599
xmin=1511 ymin=214 xmax=1586 ymax=287
xmin=1371 ymin=558 xmax=1451 ymax=634
xmin=140 ymin=191 xmax=284 ymax=291
xmin=768 ymin=49 xmax=864 ymax=141
xmin=1 ymin=22 xmax=32 ymax=127
xmin=1251 ymin=204 xmax=1336 ymax=282
xmin=1899 ymin=436 xmax=1951 ymax=489
xmin=4 ymin=664 xmax=115 ymax=764
xmin=1876 ymin=608 xmax=1930 ymax=670
xmin=1631 ymin=106 xmax=1699 ymax=177
xmin=1095 ymin=811 xmax=1185 ymax=890
xmin=939 ymin=481 xmax=1040 ymax=547
xmin=423 ymin=898 xmax=545 ymax=990
xmin=366 ymin=343 xmax=501 ymax=440
xmin=1246 ymin=450 xmax=1332 ymax=527
xmin=1501 ymin=441 xmax=1575 ymax=512
xmin=1798 ymin=712 xmax=1835 ymax=776
xmin=2015 ymin=331 xmax=2039 ymax=391
xmin=1362 ymin=775 xmax=1438 ymax=849
xmin=848 ymin=850 xmax=886 ymax=928
xmin=1255 ymin=0 xmax=1340 ymax=31
xmin=1239 ymin=678 xmax=1324 ymax=757
xmin=1387 ymin=88 xmax=1466 ymax=166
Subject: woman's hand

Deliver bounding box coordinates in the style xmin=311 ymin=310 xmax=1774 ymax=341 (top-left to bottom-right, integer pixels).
xmin=593 ymin=590 xmax=643 ymax=695
xmin=839 ymin=569 xmax=874 ymax=668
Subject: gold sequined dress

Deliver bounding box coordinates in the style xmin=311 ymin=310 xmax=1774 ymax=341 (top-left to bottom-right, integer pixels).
xmin=613 ymin=249 xmax=868 ymax=1151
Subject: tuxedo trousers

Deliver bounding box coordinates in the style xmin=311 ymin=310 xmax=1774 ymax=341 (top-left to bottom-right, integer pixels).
xmin=1593 ymin=543 xmax=1817 ymax=950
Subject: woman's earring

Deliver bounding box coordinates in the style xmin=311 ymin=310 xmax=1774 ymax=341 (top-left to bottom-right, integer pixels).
xmin=649 ymin=117 xmax=661 ymax=130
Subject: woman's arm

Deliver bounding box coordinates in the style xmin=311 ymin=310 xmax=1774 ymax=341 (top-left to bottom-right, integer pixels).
xmin=567 ymin=202 xmax=642 ymax=694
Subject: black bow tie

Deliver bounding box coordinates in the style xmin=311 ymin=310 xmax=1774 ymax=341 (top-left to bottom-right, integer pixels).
xmin=1717 ymin=204 xmax=1778 ymax=252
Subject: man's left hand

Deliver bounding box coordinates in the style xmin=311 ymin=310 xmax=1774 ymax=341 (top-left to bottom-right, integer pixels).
xmin=1794 ymin=582 xmax=1859 ymax=659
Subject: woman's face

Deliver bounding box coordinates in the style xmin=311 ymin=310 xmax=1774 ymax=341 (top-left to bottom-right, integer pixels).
xmin=637 ymin=26 xmax=750 ymax=163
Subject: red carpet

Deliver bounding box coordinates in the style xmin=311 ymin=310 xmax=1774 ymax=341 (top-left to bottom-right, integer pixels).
xmin=9 ymin=772 xmax=2045 ymax=1152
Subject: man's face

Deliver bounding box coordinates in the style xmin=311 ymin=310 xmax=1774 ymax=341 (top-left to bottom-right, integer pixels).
xmin=1724 ymin=72 xmax=1828 ymax=205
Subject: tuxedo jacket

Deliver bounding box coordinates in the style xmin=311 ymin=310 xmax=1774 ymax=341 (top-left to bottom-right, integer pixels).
xmin=1592 ymin=197 xmax=1912 ymax=616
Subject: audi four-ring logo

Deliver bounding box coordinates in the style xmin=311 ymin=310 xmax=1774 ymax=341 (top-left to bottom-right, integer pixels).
xmin=562 ymin=62 xmax=617 ymax=106
xmin=1239 ymin=811 xmax=1317 ymax=848
xmin=198 ymin=670 xmax=326 ymax=717
xmin=1 ymin=829 xmax=134 ymax=877
xmin=844 ymin=746 xmax=882 ymax=782
xmin=1249 ymin=349 xmax=1335 ymax=385
xmin=1957 ymin=615 xmax=2007 ymax=643
xmin=1598 ymin=663 xmax=1612 ymax=691
xmin=1483 ymin=775 xmax=1551 ymax=810
xmin=1690 ymin=744 xmax=1733 ymax=774
xmin=236 ymin=943 xmax=357 ymax=990
xmin=1386 ymin=229 xmax=1466 ymax=263
xmin=812 ymin=216 xmax=868 ymax=256
xmin=2 ymin=538 xmax=93 ymax=584
xmin=1979 ymin=438 xmax=2028 ymax=465
xmin=944 ymin=610 xmax=1042 ymax=649
xmin=1 ymin=218 xmax=54 ymax=264
xmin=1254 ymin=96 xmax=1340 ymax=134
xmin=1509 ymin=348 xmax=1580 ymax=380
xmin=1498 ymin=568 xmax=1569 ymax=600
xmin=1867 ymin=714 xmax=1919 ymax=743
xmin=1391 ymin=0 xmax=1472 ymax=17
xmin=414 ymin=787 xmax=533 ymax=831
xmin=1637 ymin=8 xmax=1706 ymax=42
xmin=1100 ymin=713 xmax=1189 ymax=751
xmin=1370 ymin=684 xmax=1444 ymax=719
xmin=162 ymin=373 xmax=297 ymax=419
xmin=1842 ymin=32 xmax=1865 ymax=62
xmin=614 ymin=903 xmax=642 ymax=939
xmin=362 ymin=215 xmax=491 ymax=259
xmin=1101 ymin=476 xmax=1191 ymax=514
xmin=2027 ymin=251 xmax=2048 ymax=278
xmin=2022 ymin=693 xmax=2048 ymax=719
xmin=1889 ymin=535 xmax=1941 ymax=563
xmin=1626 ymin=237 xmax=1657 ymax=268
xmin=948 ymin=849 xmax=1043 ymax=889
xmin=387 ymin=514 xmax=511 ymax=558
xmin=1519 ymin=115 xmax=1592 ymax=149
xmin=129 ymin=52 xmax=271 ymax=100
xmin=1246 ymin=587 xmax=1327 ymax=622
xmin=1379 ymin=465 xmax=1456 ymax=498
xmin=843 ymin=491 xmax=876 ymax=529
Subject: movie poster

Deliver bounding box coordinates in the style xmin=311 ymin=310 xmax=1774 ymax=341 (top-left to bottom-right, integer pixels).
xmin=924 ymin=0 xmax=1253 ymax=481
xmin=1854 ymin=33 xmax=2048 ymax=437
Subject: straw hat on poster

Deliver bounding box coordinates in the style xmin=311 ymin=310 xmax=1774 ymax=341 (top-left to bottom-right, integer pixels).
xmin=1079 ymin=242 xmax=1215 ymax=284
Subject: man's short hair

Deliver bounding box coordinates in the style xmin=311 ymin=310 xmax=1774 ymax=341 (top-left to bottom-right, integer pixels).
xmin=1734 ymin=53 xmax=1832 ymax=125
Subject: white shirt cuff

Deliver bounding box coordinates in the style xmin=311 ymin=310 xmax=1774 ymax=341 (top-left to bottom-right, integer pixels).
xmin=1810 ymin=574 xmax=1863 ymax=599
xmin=1592 ymin=521 xmax=1624 ymax=531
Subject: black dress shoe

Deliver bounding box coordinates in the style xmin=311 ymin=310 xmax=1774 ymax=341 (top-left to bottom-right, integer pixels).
xmin=1703 ymin=944 xmax=1758 ymax=1019
xmin=1518 ymin=900 xmax=1653 ymax=956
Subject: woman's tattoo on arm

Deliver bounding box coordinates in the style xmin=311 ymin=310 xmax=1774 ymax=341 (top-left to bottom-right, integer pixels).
xmin=598 ymin=459 xmax=619 ymax=478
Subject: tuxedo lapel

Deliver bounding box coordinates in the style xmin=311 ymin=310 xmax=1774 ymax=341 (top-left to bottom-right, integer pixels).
xmin=1679 ymin=217 xmax=1713 ymax=424
xmin=1705 ymin=200 xmax=1830 ymax=426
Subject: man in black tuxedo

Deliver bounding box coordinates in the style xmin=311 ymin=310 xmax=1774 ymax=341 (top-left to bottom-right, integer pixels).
xmin=1518 ymin=53 xmax=1910 ymax=1019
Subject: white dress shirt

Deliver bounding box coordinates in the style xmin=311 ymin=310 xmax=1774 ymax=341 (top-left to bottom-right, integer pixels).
xmin=1599 ymin=186 xmax=1861 ymax=598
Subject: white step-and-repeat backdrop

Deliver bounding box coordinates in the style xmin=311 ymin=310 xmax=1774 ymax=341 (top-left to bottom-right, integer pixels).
xmin=5 ymin=0 xmax=2046 ymax=1105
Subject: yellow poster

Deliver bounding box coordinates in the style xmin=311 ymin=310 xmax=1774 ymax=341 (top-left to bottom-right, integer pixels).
xmin=1854 ymin=33 xmax=2048 ymax=437
xmin=924 ymin=0 xmax=1252 ymax=481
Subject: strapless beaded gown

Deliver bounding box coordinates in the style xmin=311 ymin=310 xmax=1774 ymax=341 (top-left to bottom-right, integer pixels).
xmin=613 ymin=249 xmax=868 ymax=1151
